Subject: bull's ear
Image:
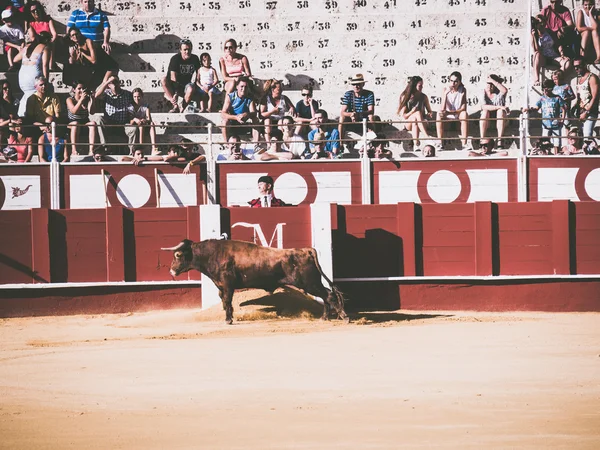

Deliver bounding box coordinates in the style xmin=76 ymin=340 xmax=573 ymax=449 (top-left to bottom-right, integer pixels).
xmin=174 ymin=251 xmax=183 ymax=259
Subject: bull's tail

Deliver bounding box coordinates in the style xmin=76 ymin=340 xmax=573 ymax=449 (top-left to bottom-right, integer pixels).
xmin=309 ymin=249 xmax=349 ymax=322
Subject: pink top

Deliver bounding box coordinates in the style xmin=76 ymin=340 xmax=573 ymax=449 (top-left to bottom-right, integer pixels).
xmin=223 ymin=57 xmax=244 ymax=77
xmin=8 ymin=134 xmax=32 ymax=163
xmin=540 ymin=5 xmax=573 ymax=33
xmin=30 ymin=21 xmax=51 ymax=35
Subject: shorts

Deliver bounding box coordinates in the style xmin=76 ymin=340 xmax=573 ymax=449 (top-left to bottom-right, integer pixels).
xmin=199 ymin=85 xmax=222 ymax=97
xmin=226 ymin=119 xmax=254 ymax=136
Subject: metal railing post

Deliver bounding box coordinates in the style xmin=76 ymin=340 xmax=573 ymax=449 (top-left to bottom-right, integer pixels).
xmin=206 ymin=123 xmax=217 ymax=205
xmin=50 ymin=121 xmax=60 ymax=209
xmin=361 ymin=118 xmax=371 ymax=204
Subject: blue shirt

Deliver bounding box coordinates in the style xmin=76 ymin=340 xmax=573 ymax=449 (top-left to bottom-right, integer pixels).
xmin=341 ymin=89 xmax=375 ymax=120
xmin=308 ymin=128 xmax=340 ymax=154
xmin=535 ymin=95 xmax=565 ymax=129
xmin=228 ymin=92 xmax=252 ymax=115
xmin=67 ymin=8 xmax=110 ymax=43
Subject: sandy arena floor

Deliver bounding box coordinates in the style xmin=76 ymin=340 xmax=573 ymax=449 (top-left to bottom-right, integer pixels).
xmin=1 ymin=291 xmax=599 ymax=449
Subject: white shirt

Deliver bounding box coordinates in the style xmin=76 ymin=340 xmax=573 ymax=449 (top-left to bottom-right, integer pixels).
xmin=261 ymin=194 xmax=273 ymax=207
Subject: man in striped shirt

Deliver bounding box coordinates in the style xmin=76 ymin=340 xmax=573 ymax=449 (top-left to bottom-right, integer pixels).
xmin=66 ymin=0 xmax=112 ymax=55
xmin=338 ymin=73 xmax=375 ymax=148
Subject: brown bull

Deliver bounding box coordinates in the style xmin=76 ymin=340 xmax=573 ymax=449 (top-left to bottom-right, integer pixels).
xmin=161 ymin=239 xmax=348 ymax=324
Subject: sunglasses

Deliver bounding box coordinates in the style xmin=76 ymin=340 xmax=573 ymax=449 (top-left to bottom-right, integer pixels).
xmin=31 ymin=8 xmax=39 ymax=13
xmin=301 ymin=93 xmax=310 ymax=96
xmin=224 ymin=45 xmax=234 ymax=49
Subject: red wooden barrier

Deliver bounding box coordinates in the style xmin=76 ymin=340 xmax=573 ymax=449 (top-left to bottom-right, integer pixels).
xmin=0 ymin=164 xmax=51 ymax=210
xmin=529 ymin=157 xmax=600 ymax=202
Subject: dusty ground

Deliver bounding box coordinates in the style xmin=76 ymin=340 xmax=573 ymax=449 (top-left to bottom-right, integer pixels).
xmin=1 ymin=290 xmax=599 ymax=449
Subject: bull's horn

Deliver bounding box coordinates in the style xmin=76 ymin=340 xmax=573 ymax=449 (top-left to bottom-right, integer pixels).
xmin=160 ymin=242 xmax=187 ymax=251
xmin=219 ymin=233 xmax=229 ymax=240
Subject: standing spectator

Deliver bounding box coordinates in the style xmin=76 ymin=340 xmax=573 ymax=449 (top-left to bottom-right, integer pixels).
xmin=196 ymin=52 xmax=220 ymax=113
xmin=248 ymin=175 xmax=288 ymax=208
xmin=37 ymin=117 xmax=67 ymax=162
xmin=125 ymin=88 xmax=157 ymax=154
xmin=219 ymin=38 xmax=252 ymax=94
xmin=220 ymin=76 xmax=260 ymax=144
xmin=67 ymin=81 xmax=96 ymax=156
xmin=308 ymin=109 xmax=340 ymax=156
xmin=66 ymin=0 xmax=112 ymax=56
xmin=260 ymin=79 xmax=295 ymax=142
xmin=94 ymin=75 xmax=133 ymax=154
xmin=6 ymin=119 xmax=33 ymax=162
xmin=24 ymin=1 xmax=57 ymax=70
xmin=161 ymin=39 xmax=201 ymax=113
xmin=531 ymin=15 xmax=571 ymax=86
xmin=63 ymin=27 xmax=108 ymax=89
xmin=436 ymin=71 xmax=470 ymax=150
xmin=294 ymin=85 xmax=319 ymax=137
xmin=396 ymin=76 xmax=433 ymax=149
xmin=14 ymin=27 xmax=49 ymax=117
xmin=339 ymin=73 xmax=375 ymax=146
xmin=0 ymin=9 xmax=24 ymax=72
xmin=25 ymin=75 xmax=61 ymax=129
xmin=540 ymin=0 xmax=576 ymax=55
xmin=523 ymin=79 xmax=567 ymax=153
xmin=552 ymin=69 xmax=575 ymax=103
xmin=480 ymin=75 xmax=510 ymax=146
xmin=576 ymin=0 xmax=600 ymax=63
xmin=572 ymin=57 xmax=600 ymax=137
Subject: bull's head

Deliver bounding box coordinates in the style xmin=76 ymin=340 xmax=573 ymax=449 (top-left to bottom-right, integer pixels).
xmin=161 ymin=239 xmax=194 ymax=277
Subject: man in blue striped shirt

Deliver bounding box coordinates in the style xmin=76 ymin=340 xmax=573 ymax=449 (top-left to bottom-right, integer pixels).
xmin=66 ymin=0 xmax=112 ymax=55
xmin=338 ymin=73 xmax=375 ymax=151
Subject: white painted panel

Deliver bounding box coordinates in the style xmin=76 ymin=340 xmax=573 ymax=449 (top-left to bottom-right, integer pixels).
xmin=226 ymin=172 xmax=267 ymax=207
xmin=537 ymin=168 xmax=579 ymax=202
xmin=313 ymin=172 xmax=352 ymax=204
xmin=466 ymin=169 xmax=509 ymax=203
xmin=0 ymin=175 xmax=41 ymax=210
xmin=69 ymin=174 xmax=108 ymax=209
xmin=378 ymin=171 xmax=421 ymax=204
xmin=158 ymin=173 xmax=197 ymax=207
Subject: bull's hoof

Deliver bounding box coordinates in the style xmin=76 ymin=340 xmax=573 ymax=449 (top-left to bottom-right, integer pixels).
xmin=225 ymin=318 xmax=233 ymax=325
xmin=320 ymin=315 xmax=330 ymax=321
xmin=342 ymin=316 xmax=350 ymax=324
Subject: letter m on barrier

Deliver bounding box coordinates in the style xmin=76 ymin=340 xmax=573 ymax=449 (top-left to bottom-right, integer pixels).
xmin=231 ymin=222 xmax=287 ymax=248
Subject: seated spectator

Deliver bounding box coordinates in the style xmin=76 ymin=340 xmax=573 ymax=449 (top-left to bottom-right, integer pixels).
xmin=37 ymin=117 xmax=67 ymax=162
xmin=540 ymin=0 xmax=577 ymax=56
xmin=0 ymin=9 xmax=24 ymax=72
xmin=371 ymin=134 xmax=393 ymax=159
xmin=248 ymin=175 xmax=288 ymax=208
xmin=221 ymin=135 xmax=250 ymax=161
xmin=469 ymin=138 xmax=509 ymax=157
xmin=302 ymin=132 xmax=331 ymax=160
xmin=125 ymin=88 xmax=157 ymax=155
xmin=572 ymin=58 xmax=600 ymax=137
xmin=396 ymin=76 xmax=433 ymax=149
xmin=14 ymin=27 xmax=49 ymax=117
xmin=339 ymin=73 xmax=375 ymax=146
xmin=531 ymin=15 xmax=571 ymax=86
xmin=219 ymin=38 xmax=252 ymax=94
xmin=436 ymin=71 xmax=470 ymax=150
xmin=79 ymin=145 xmax=116 ymax=162
xmin=308 ymin=109 xmax=340 ymax=156
xmin=576 ymin=0 xmax=600 ymax=62
xmin=6 ymin=119 xmax=32 ymax=162
xmin=122 ymin=145 xmax=164 ymax=166
xmin=94 ymin=75 xmax=133 ymax=154
xmin=523 ymin=79 xmax=566 ymax=153
xmin=0 ymin=80 xmax=18 ymax=144
xmin=24 ymin=2 xmax=57 ymax=70
xmin=422 ymin=144 xmax=436 ymax=158
xmin=67 ymin=81 xmax=96 ymax=156
xmin=196 ymin=52 xmax=220 ymax=112
xmin=294 ymin=85 xmax=318 ymax=137
xmin=260 ymin=79 xmax=295 ymax=142
xmin=480 ymin=75 xmax=510 ymax=147
xmin=25 ymin=76 xmax=61 ymax=131
xmin=560 ymin=128 xmax=600 ymax=154
xmin=279 ymin=115 xmax=305 ymax=159
xmin=220 ymin=76 xmax=260 ymax=144
xmin=162 ymin=39 xmax=201 ymax=113
xmin=258 ymin=129 xmax=293 ymax=161
xmin=529 ymin=137 xmax=555 ymax=155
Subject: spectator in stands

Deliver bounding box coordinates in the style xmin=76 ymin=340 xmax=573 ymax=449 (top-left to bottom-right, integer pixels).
xmin=63 ymin=27 xmax=106 ymax=90
xmin=196 ymin=52 xmax=220 ymax=113
xmin=94 ymin=75 xmax=133 ymax=154
xmin=79 ymin=145 xmax=116 ymax=162
xmin=6 ymin=118 xmax=32 ymax=162
xmin=480 ymin=75 xmax=510 ymax=147
xmin=181 ymin=147 xmax=206 ymax=174
xmin=25 ymin=76 xmax=61 ymax=131
xmin=576 ymin=0 xmax=600 ymax=63
xmin=67 ymin=81 xmax=96 ymax=156
xmin=0 ymin=9 xmax=24 ymax=72
xmin=531 ymin=15 xmax=571 ymax=87
xmin=14 ymin=27 xmax=49 ymax=117
xmin=162 ymin=39 xmax=201 ymax=113
xmin=573 ymin=57 xmax=600 ymax=137
xmin=0 ymin=80 xmax=17 ymax=143
xmin=37 ymin=116 xmax=67 ymax=162
xmin=248 ymin=175 xmax=288 ymax=208
xmin=560 ymin=128 xmax=585 ymax=154
xmin=436 ymin=71 xmax=470 ymax=150
xmin=552 ymin=69 xmax=575 ymax=103
xmin=308 ymin=109 xmax=340 ymax=156
xmin=339 ymin=73 xmax=375 ymax=146
xmin=529 ymin=137 xmax=555 ymax=155
xmin=422 ymin=144 xmax=436 ymax=158
xmin=294 ymin=85 xmax=318 ymax=137
xmin=220 ymin=76 xmax=260 ymax=144
xmin=260 ymin=79 xmax=295 ymax=142
xmin=258 ymin=129 xmax=294 ymax=161
xmin=523 ymin=79 xmax=567 ymax=153
xmin=24 ymin=2 xmax=57 ymax=70
xmin=372 ymin=135 xmax=393 ymax=159
xmin=66 ymin=0 xmax=113 ymax=56
xmin=222 ymin=135 xmax=250 ymax=161
xmin=219 ymin=38 xmax=252 ymax=94
xmin=540 ymin=0 xmax=576 ymax=55
xmin=302 ymin=132 xmax=331 ymax=160
xmin=469 ymin=138 xmax=509 ymax=157
xmin=279 ymin=115 xmax=304 ymax=159
xmin=397 ymin=76 xmax=433 ymax=150
xmin=125 ymin=88 xmax=157 ymax=155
